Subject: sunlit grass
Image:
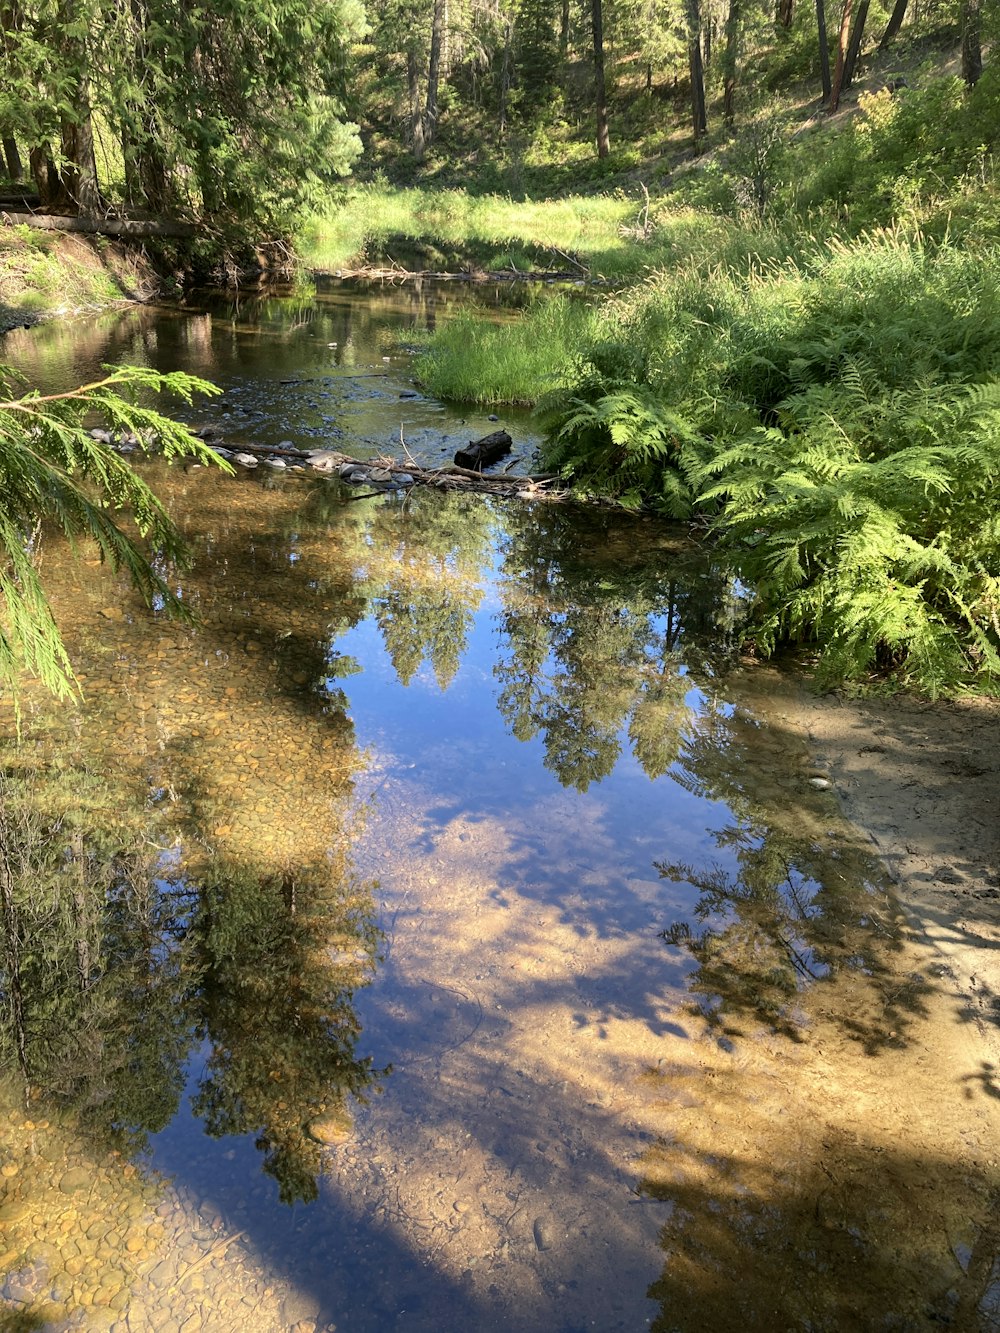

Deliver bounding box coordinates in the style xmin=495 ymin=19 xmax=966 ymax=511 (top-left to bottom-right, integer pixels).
xmin=297 ymin=183 xmax=638 ymax=273
xmin=412 ymin=294 xmax=603 ymax=406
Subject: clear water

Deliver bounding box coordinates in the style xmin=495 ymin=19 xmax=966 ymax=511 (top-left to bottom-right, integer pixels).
xmin=0 ymin=282 xmax=996 ymax=1333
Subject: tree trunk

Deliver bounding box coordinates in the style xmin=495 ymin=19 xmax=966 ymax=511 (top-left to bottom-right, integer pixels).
xmin=961 ymin=0 xmax=982 ymax=85
xmin=29 ymin=146 xmax=62 ymax=208
xmin=816 ymin=0 xmax=832 ymax=99
xmin=878 ymin=0 xmax=907 ymax=47
xmin=0 ymin=212 xmax=196 ymax=236
xmin=422 ymin=0 xmax=445 ymax=154
xmin=60 ymin=92 xmax=101 ymax=216
xmin=497 ymin=21 xmax=512 ymax=144
xmin=723 ymin=0 xmax=741 ymax=127
xmin=842 ymin=0 xmax=869 ymax=87
xmin=687 ymin=0 xmax=708 ymax=145
xmin=829 ymin=0 xmax=853 ymax=111
xmin=777 ymin=0 xmax=794 ymax=26
xmin=2 ymin=137 xmax=22 ymax=181
xmin=408 ymin=50 xmax=426 ymax=160
xmin=591 ymin=0 xmax=611 ymax=158
xmin=560 ymin=0 xmax=570 ymax=57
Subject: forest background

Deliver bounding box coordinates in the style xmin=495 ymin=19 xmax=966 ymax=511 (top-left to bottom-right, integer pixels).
xmin=0 ymin=0 xmax=998 ymax=697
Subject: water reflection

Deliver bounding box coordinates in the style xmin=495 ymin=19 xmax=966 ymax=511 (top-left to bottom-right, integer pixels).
xmin=191 ymin=856 xmax=383 ymax=1205
xmin=0 ymin=278 xmax=544 ymax=468
xmin=0 ymin=756 xmax=383 ymax=1209
xmin=494 ymin=505 xmax=744 ymax=789
xmin=655 ymin=694 xmax=928 ymax=1050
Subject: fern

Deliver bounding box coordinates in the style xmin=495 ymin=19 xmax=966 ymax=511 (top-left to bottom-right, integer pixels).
xmin=698 ymin=379 xmax=1000 ymax=692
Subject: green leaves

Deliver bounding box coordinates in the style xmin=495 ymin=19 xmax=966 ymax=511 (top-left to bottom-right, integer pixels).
xmin=540 ymin=230 xmax=1000 ymax=693
xmin=0 ymin=364 xmax=227 ymax=711
xmin=698 ymin=377 xmax=1000 ymax=693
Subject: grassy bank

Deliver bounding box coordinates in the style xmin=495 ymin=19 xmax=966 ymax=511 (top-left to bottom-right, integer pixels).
xmin=393 ymin=68 xmax=1000 ymax=695
xmin=0 ymin=226 xmax=160 ymax=331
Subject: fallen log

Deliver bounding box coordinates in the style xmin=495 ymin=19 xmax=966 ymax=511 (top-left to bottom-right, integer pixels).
xmin=454 ymin=430 xmax=513 ymax=470
xmin=323 ymin=451 xmax=564 ymax=499
xmin=2 ymin=211 xmax=195 ymax=238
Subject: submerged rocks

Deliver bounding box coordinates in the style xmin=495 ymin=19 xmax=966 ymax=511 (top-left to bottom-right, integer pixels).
xmin=305 ymin=449 xmax=347 ymax=472
xmin=307 ymin=1106 xmax=353 ymax=1146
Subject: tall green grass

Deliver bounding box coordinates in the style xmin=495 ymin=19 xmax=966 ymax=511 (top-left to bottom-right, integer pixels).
xmin=412 ymin=295 xmax=603 ymax=406
xmin=298 ymin=183 xmax=632 ymax=270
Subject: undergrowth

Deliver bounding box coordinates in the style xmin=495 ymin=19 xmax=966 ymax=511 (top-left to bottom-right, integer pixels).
xmin=540 ymin=231 xmax=1000 ymax=694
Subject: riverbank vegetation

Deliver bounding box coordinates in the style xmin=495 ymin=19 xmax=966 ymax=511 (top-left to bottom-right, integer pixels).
xmin=407 ymin=58 xmax=1000 ymax=693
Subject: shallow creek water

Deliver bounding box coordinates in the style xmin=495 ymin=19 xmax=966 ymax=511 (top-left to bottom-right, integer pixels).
xmin=0 ymin=282 xmax=998 ymax=1333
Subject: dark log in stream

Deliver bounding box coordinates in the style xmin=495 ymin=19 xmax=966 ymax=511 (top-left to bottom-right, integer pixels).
xmin=2 ymin=211 xmax=195 ymax=238
xmin=454 ymin=430 xmax=513 ymax=470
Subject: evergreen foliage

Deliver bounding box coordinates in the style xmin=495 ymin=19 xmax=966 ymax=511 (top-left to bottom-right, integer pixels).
xmin=0 ymin=365 xmax=226 ymax=707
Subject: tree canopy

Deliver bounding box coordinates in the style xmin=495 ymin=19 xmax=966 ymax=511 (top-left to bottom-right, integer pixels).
xmin=0 ymin=0 xmax=366 ymax=231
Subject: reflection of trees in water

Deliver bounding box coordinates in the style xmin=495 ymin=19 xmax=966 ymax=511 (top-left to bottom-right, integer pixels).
xmin=0 ymin=765 xmax=193 ymax=1151
xmin=643 ymin=1127 xmax=1000 ymax=1332
xmin=362 ymin=492 xmax=493 ymax=690
xmin=190 ymin=856 xmax=383 ymax=1205
xmin=658 ymin=696 xmax=924 ymax=1050
xmin=0 ymin=760 xmax=383 ymax=1205
xmin=644 ymin=700 xmax=1000 ymax=1332
xmin=493 ymin=506 xmax=744 ymax=790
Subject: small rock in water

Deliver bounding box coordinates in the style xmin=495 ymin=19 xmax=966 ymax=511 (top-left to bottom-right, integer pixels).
xmin=233 ymin=452 xmax=259 ymax=469
xmin=59 ymin=1166 xmax=92 ymax=1194
xmin=488 ymin=414 xmax=499 ymax=422
xmin=368 ymin=467 xmax=392 ymax=483
xmin=308 ymin=1107 xmax=353 ymax=1146
xmin=808 ymin=776 xmax=831 ymax=790
xmin=211 ymin=446 xmax=235 ymax=461
xmin=532 ymin=1217 xmax=556 ymax=1251
xmin=277 ymin=440 xmax=294 ymax=449
xmin=281 ymin=1291 xmax=321 ymax=1325
xmin=399 ymin=390 xmax=419 ymax=399
xmin=263 ymin=457 xmax=287 ymax=469
xmin=307 ymin=450 xmax=345 ymax=472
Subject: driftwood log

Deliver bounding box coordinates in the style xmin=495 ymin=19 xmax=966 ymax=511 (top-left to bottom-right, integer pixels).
xmin=2 ymin=211 xmax=195 ymax=238
xmin=454 ymin=430 xmax=512 ymax=470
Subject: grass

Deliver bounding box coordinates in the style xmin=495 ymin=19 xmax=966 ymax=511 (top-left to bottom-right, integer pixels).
xmin=412 ymin=294 xmax=604 ymax=405
xmin=297 ymin=182 xmax=641 ymax=275
xmin=0 ymin=226 xmax=134 ymax=326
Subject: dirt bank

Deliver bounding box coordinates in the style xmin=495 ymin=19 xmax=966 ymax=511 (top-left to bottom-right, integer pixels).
xmin=0 ymin=228 xmax=159 ymax=333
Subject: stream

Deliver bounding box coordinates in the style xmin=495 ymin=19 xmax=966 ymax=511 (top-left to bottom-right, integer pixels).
xmin=0 ymin=279 xmax=997 ymax=1333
